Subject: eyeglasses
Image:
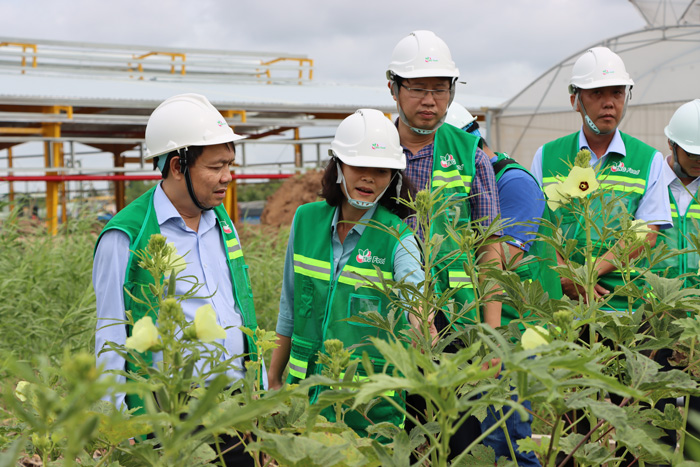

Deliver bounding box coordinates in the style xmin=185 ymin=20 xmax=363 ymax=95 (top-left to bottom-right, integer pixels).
xmin=400 ymin=84 xmax=451 ymax=100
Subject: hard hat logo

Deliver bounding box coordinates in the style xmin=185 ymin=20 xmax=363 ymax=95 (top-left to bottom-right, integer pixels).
xmin=602 ymin=69 xmax=615 ymax=75
xmin=424 ymin=56 xmax=438 ymax=63
xmin=216 ymin=120 xmax=227 ymax=127
xmin=371 ymin=143 xmax=387 ymax=150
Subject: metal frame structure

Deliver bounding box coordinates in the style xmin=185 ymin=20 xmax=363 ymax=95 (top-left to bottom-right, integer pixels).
xmin=0 ymin=37 xmax=399 ymax=233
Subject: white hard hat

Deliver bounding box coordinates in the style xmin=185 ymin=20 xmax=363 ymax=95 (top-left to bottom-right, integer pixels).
xmin=665 ymin=99 xmax=700 ymax=154
xmin=144 ymin=93 xmax=245 ymax=161
xmin=329 ymin=109 xmax=406 ymax=170
xmin=446 ymin=102 xmax=477 ymax=130
xmin=386 ymin=30 xmax=459 ymax=81
xmin=568 ymin=47 xmax=634 ymax=94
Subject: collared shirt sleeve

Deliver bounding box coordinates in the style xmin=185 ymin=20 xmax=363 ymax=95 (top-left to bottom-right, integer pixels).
xmin=394 ymin=234 xmax=425 ymax=288
xmin=470 ymin=147 xmax=502 ymax=235
xmin=635 ymin=151 xmax=673 ymax=228
xmin=276 ymin=217 xmax=296 ymax=337
xmin=530 ymin=146 xmax=544 ymax=184
xmin=93 ymin=229 xmax=130 ymax=410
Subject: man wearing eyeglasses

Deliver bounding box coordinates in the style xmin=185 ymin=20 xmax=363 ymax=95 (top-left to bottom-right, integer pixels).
xmin=386 ymin=30 xmax=503 ymax=461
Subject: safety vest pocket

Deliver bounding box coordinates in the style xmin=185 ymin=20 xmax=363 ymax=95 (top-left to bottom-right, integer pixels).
xmin=287 ymin=336 xmax=317 ymax=382
xmin=346 ymin=294 xmax=381 ymax=327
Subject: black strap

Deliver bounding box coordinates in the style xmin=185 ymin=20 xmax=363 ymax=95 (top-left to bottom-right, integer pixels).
xmin=491 ymin=156 xmax=521 ymax=178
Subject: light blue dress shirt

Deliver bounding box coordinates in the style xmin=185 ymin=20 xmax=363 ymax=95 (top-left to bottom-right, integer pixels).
xmin=530 ymin=128 xmax=672 ymax=228
xmin=276 ymin=204 xmax=425 ymax=337
xmin=94 ymin=184 xmax=252 ymax=409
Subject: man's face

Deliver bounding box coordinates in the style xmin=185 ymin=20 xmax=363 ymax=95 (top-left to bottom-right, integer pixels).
xmin=670 ymin=141 xmax=700 ymax=179
xmin=571 ymin=85 xmax=627 ymax=135
xmin=395 ymin=77 xmax=451 ymax=131
xmin=187 ymin=143 xmax=235 ymax=209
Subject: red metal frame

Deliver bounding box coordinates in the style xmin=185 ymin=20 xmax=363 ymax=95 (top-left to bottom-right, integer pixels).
xmin=0 ymin=173 xmax=293 ymax=182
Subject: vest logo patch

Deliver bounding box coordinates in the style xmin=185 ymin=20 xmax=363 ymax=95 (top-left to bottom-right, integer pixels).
xmin=356 ymin=249 xmax=386 ymax=265
xmin=222 ymin=223 xmax=233 ymax=234
xmin=610 ymin=161 xmax=640 ymax=175
xmin=440 ymin=154 xmax=456 ymax=168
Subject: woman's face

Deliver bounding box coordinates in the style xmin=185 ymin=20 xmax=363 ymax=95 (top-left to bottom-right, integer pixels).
xmin=341 ymin=163 xmax=392 ymax=204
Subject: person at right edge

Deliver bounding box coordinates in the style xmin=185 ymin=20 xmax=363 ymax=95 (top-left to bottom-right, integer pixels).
xmin=655 ymin=99 xmax=700 ymax=461
xmin=530 ymin=47 xmax=673 ymax=465
xmin=385 ymin=30 xmax=504 ymax=462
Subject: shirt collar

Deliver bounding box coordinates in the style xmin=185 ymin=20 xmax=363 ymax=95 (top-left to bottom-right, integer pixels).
xmin=578 ymin=127 xmax=626 ymax=164
xmin=330 ymin=203 xmax=378 ymax=237
xmin=154 ymin=183 xmax=216 ymax=233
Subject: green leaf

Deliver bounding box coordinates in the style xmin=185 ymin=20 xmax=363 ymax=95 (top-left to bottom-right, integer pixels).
xmin=451 ymin=443 xmax=498 ymax=467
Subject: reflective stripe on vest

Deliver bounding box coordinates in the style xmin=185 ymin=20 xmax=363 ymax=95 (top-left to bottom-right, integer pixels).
xmin=599 ymin=175 xmax=646 ymax=195
xmin=336 ymin=371 xmax=397 ymax=397
xmin=293 ymin=253 xmax=332 ymax=281
xmin=542 ymin=174 xmax=646 ymax=195
xmin=432 ymin=168 xmax=473 ymax=192
xmin=288 ymin=355 xmax=308 ymax=380
xmin=226 ymin=237 xmax=243 ymax=260
xmin=338 ymin=265 xmax=392 ymax=288
xmin=448 ymin=269 xmax=475 ymax=289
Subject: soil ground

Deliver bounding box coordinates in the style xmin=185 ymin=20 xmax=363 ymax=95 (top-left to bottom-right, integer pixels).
xmin=259 ymin=170 xmax=323 ymax=226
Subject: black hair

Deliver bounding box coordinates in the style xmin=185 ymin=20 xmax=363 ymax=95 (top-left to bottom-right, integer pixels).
xmin=158 ymin=145 xmax=206 ymax=179
xmin=320 ymin=159 xmax=415 ymax=219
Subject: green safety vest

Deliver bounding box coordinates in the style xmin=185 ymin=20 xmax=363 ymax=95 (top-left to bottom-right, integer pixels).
xmin=492 ymin=152 xmax=563 ymax=327
xmin=430 ymin=123 xmax=479 ymax=326
xmin=95 ymin=186 xmax=259 ymax=413
xmin=288 ymin=201 xmax=411 ymax=437
xmin=541 ymin=131 xmax=656 ymax=311
xmin=652 ymin=184 xmax=700 ymax=288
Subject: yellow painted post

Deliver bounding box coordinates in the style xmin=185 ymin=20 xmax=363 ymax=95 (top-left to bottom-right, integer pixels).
xmin=114 ymin=153 xmax=125 ymax=212
xmin=294 ymin=128 xmax=302 ymax=173
xmin=42 ymin=106 xmax=62 ymax=235
xmin=7 ymin=148 xmax=14 ymax=209
xmin=225 ymin=174 xmax=238 ymax=224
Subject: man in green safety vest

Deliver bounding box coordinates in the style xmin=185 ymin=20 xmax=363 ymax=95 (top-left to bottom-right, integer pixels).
xmin=530 ymin=47 xmax=672 ymax=311
xmin=386 ymin=30 xmax=504 ymax=461
xmin=93 ymin=93 xmax=260 ymax=465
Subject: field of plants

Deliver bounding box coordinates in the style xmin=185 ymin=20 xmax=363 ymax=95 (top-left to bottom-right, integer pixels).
xmin=2 ymin=166 xmax=700 ymax=466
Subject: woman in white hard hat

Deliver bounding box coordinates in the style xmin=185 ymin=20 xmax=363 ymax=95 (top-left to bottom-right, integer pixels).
xmin=267 ymin=108 xmax=429 ymax=439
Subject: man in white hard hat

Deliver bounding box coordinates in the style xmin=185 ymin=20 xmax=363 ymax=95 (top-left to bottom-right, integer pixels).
xmin=387 ymin=30 xmax=503 ymax=330
xmin=530 ymin=46 xmax=671 ymax=311
xmin=93 ymin=93 xmax=260 ymax=465
xmin=387 ymin=30 xmax=503 ymax=461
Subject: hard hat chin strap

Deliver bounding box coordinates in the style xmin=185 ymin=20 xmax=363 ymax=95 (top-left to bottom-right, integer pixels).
xmin=178 ymin=148 xmax=213 ymax=212
xmin=574 ymin=88 xmax=630 ymax=136
xmin=335 ymin=160 xmax=398 ymax=210
xmin=671 ymin=143 xmax=692 ymax=179
xmin=391 ymin=81 xmax=454 ymax=136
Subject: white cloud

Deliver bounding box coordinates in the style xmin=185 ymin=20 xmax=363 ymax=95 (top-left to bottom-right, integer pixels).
xmin=0 ymin=0 xmax=647 ymax=97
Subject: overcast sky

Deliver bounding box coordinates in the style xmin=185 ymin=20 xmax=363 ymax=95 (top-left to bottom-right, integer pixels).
xmin=1 ymin=0 xmax=648 ymax=100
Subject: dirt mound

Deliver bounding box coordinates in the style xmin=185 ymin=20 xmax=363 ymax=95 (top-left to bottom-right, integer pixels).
xmin=260 ymin=170 xmax=324 ymax=226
